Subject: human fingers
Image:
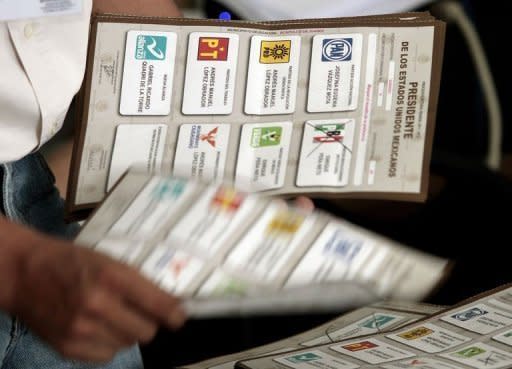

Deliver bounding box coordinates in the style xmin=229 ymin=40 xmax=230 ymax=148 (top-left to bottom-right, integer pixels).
xmin=293 ymin=196 xmax=315 ymax=212
xmin=53 ymin=335 xmax=120 ymax=363
xmin=101 ymin=261 xmax=187 ymax=330
xmin=44 ymin=311 xmax=125 ymax=362
xmin=85 ymin=288 xmax=159 ymax=345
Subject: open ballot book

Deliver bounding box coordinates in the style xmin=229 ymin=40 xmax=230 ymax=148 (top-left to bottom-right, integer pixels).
xmin=181 ymin=301 xmax=445 ymax=369
xmin=76 ymin=170 xmax=451 ymax=318
xmin=66 ymin=11 xmax=445 ymax=218
xmin=234 ymin=284 xmax=512 ymax=369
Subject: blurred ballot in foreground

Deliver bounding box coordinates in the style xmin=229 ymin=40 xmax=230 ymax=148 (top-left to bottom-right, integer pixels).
xmin=76 ymin=169 xmax=451 ymax=318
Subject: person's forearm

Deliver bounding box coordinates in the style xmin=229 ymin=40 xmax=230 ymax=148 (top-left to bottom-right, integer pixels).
xmin=0 ymin=214 xmax=186 ymax=361
xmin=92 ymin=0 xmax=182 ymax=17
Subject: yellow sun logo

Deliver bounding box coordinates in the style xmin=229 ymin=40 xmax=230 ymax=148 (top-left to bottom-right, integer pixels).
xmin=260 ymin=40 xmax=291 ymax=63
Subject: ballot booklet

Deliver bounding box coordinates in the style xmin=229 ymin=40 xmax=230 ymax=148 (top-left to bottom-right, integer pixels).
xmin=235 ymin=283 xmax=512 ymax=369
xmin=66 ymin=11 xmax=446 ymax=218
xmin=76 ymin=169 xmax=451 ymax=318
xmin=181 ymin=301 xmax=445 ymax=369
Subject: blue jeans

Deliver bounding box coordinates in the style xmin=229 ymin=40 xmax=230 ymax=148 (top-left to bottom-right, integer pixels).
xmin=0 ymin=152 xmax=143 ymax=369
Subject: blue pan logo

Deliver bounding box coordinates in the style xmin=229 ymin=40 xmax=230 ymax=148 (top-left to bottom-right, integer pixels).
xmin=135 ymin=35 xmax=167 ymax=60
xmin=322 ymin=38 xmax=353 ymax=61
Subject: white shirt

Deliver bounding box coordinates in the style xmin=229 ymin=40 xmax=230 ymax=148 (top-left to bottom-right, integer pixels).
xmin=216 ymin=0 xmax=433 ymax=20
xmin=0 ymin=0 xmax=92 ymax=163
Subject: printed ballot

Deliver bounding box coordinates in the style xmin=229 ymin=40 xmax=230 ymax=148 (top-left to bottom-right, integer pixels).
xmin=66 ymin=12 xmax=445 ymax=218
xmin=182 ymin=33 xmax=239 ymax=115
xmin=235 ymin=284 xmax=512 ymax=369
xmin=119 ymin=31 xmax=177 ymax=115
xmin=76 ymin=169 xmax=450 ymax=318
xmin=160 ymin=302 xmax=444 ymax=369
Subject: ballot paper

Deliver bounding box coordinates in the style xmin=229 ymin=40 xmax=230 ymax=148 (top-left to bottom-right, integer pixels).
xmin=0 ymin=0 xmax=82 ymax=21
xmin=236 ymin=284 xmax=512 ymax=369
xmin=76 ymin=169 xmax=450 ymax=318
xmin=66 ymin=12 xmax=445 ymax=218
xmin=180 ymin=301 xmax=444 ymax=369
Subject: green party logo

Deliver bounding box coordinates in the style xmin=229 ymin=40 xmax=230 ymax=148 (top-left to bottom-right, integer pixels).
xmin=251 ymin=127 xmax=282 ymax=147
xmin=454 ymin=347 xmax=486 ymax=358
xmin=136 ymin=35 xmax=167 ymax=60
xmin=213 ymin=279 xmax=246 ymax=296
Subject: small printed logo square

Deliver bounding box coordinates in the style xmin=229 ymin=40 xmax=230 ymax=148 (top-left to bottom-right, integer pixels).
xmin=211 ymin=187 xmax=244 ymax=212
xmin=198 ymin=37 xmax=229 ymax=61
xmin=285 ymin=353 xmax=321 ymax=363
xmin=260 ymin=40 xmax=291 ymax=63
xmin=135 ymin=35 xmax=167 ymax=60
xmin=266 ymin=212 xmax=303 ymax=234
xmin=200 ymin=126 xmax=219 ymax=148
xmin=398 ymin=326 xmax=434 ymax=340
xmin=452 ymin=307 xmax=488 ymax=322
xmin=323 ymin=233 xmax=362 ymax=262
xmin=250 ymin=127 xmax=282 ymax=147
xmin=342 ymin=341 xmax=378 ymax=352
xmin=312 ymin=123 xmax=344 ymax=143
xmin=322 ymin=38 xmax=353 ymax=62
xmin=359 ymin=314 xmax=396 ymax=329
xmin=454 ymin=346 xmax=486 ymax=358
xmin=151 ymin=180 xmax=185 ymax=200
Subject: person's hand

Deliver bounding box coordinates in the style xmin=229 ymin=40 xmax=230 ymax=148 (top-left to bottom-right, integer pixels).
xmin=1 ymin=219 xmax=186 ymax=363
xmin=92 ymin=0 xmax=182 ymax=17
xmin=292 ymin=196 xmax=315 ymax=212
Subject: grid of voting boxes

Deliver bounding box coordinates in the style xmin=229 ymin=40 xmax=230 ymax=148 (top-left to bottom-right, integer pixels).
xmin=69 ymin=14 xmax=444 ymax=211
xmin=76 ymin=170 xmax=449 ymax=317
xmin=182 ymin=301 xmax=445 ymax=369
xmin=236 ymin=285 xmax=512 ymax=369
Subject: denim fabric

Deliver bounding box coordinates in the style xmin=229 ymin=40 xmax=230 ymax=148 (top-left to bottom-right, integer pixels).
xmin=0 ymin=152 xmax=143 ymax=369
xmin=0 ymin=152 xmax=78 ymax=237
